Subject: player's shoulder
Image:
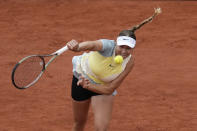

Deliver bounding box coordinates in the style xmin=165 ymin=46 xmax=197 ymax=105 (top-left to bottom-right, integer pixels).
xmin=98 ymin=39 xmax=115 ymax=56
xmin=100 ymin=39 xmax=116 ymax=47
xmin=100 ymin=39 xmax=115 ymax=43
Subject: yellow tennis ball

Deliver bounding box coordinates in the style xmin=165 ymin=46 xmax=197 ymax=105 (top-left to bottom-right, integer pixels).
xmin=114 ymin=55 xmax=123 ymax=64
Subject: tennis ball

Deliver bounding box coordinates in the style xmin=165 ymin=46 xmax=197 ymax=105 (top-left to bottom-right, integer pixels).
xmin=114 ymin=55 xmax=123 ymax=64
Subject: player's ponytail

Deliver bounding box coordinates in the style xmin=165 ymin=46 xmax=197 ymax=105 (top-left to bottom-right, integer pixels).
xmin=119 ymin=8 xmax=162 ymax=40
xmin=130 ymin=8 xmax=162 ymax=33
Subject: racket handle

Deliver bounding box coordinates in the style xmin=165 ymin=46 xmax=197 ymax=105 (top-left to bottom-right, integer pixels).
xmin=53 ymin=45 xmax=68 ymax=55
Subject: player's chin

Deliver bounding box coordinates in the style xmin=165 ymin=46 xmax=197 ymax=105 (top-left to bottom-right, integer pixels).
xmin=122 ymin=54 xmax=129 ymax=59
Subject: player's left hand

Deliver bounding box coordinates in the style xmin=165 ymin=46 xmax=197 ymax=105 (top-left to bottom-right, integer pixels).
xmin=77 ymin=76 xmax=92 ymax=89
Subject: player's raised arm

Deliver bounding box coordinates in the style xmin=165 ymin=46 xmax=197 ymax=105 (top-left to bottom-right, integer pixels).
xmin=67 ymin=39 xmax=103 ymax=52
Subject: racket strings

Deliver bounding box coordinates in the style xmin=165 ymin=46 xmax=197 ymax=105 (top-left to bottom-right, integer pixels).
xmin=13 ymin=56 xmax=44 ymax=88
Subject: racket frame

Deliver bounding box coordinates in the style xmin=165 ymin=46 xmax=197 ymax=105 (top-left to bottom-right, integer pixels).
xmin=11 ymin=45 xmax=68 ymax=89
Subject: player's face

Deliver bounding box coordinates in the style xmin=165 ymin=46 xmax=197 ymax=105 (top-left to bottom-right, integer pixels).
xmin=115 ymin=45 xmax=133 ymax=59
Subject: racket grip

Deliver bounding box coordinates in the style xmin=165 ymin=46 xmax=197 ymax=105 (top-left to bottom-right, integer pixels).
xmin=53 ymin=45 xmax=68 ymax=55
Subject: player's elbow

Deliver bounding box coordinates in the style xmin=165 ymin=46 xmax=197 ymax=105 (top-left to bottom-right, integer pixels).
xmin=103 ymin=86 xmax=116 ymax=95
xmin=103 ymin=90 xmax=114 ymax=95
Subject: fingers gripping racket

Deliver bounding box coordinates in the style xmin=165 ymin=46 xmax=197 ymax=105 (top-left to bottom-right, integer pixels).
xmin=11 ymin=45 xmax=68 ymax=89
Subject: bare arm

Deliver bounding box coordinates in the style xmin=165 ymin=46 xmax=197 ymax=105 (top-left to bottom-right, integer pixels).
xmin=67 ymin=39 xmax=103 ymax=52
xmin=78 ymin=57 xmax=135 ymax=95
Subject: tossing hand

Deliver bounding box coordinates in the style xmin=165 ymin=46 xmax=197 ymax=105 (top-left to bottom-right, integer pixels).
xmin=77 ymin=76 xmax=92 ymax=89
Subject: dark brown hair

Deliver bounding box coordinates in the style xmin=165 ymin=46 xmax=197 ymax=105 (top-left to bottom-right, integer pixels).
xmin=118 ymin=8 xmax=162 ymax=40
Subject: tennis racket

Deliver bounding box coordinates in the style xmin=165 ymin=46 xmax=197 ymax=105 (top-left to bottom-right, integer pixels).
xmin=11 ymin=45 xmax=68 ymax=89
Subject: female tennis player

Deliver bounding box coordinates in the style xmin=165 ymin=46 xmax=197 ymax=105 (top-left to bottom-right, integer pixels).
xmin=67 ymin=8 xmax=161 ymax=131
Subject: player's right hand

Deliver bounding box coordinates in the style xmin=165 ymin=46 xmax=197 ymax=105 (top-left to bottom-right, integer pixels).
xmin=67 ymin=39 xmax=80 ymax=52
